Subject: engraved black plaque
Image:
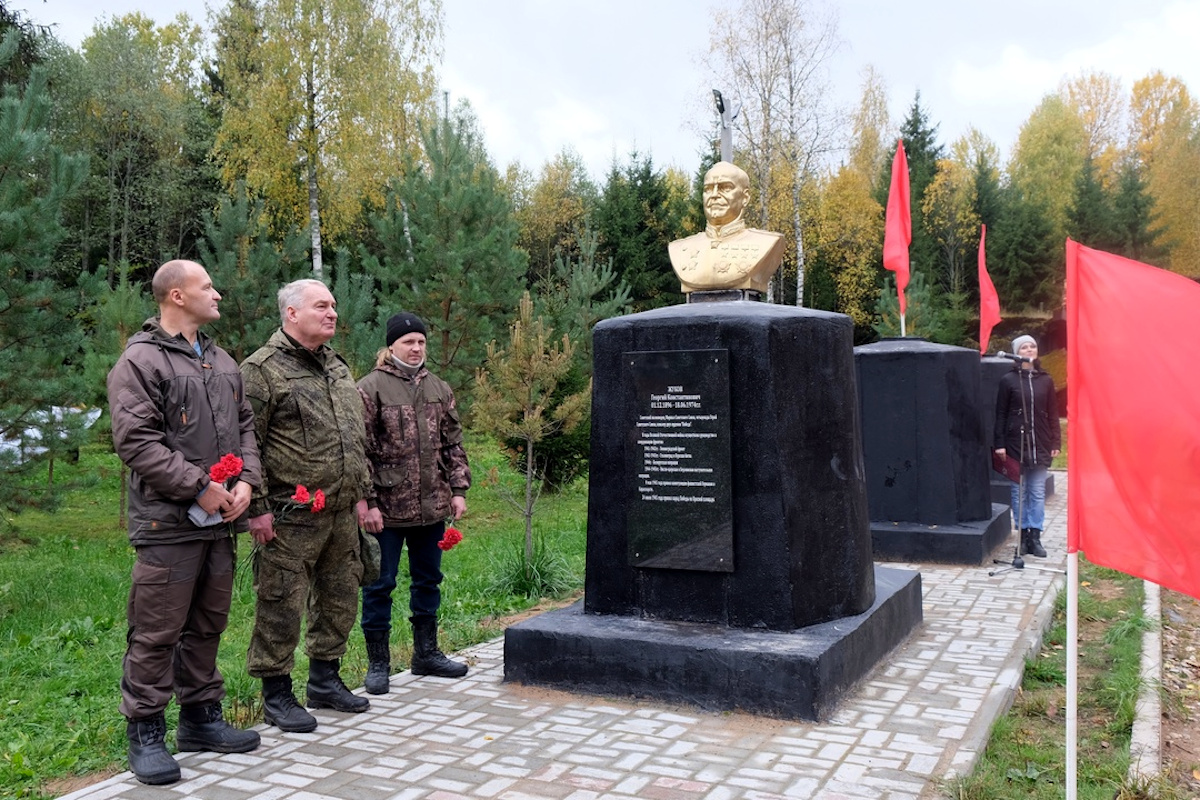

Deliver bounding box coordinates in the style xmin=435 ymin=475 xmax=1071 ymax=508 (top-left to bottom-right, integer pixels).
xmin=626 ymin=349 xmax=732 ymax=571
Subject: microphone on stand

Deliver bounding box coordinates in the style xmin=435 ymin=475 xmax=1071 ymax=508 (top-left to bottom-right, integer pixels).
xmin=996 ymin=351 xmax=1033 ymax=363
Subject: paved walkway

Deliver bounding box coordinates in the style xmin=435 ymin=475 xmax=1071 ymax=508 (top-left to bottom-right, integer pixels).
xmin=62 ymin=483 xmax=1070 ymax=800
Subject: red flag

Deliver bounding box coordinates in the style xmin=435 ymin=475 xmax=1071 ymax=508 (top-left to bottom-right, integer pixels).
xmin=883 ymin=140 xmax=911 ymax=315
xmin=1066 ymin=240 xmax=1200 ymax=600
xmin=978 ymin=224 xmax=1000 ymax=354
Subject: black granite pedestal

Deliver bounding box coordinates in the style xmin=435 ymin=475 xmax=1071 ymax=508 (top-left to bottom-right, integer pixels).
xmin=504 ymin=565 xmax=920 ymax=721
xmin=504 ymin=302 xmax=923 ymax=721
xmin=855 ymin=339 xmax=1010 ymax=564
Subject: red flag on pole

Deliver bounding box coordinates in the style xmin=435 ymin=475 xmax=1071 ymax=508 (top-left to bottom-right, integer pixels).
xmin=1066 ymin=239 xmax=1200 ymax=600
xmin=978 ymin=224 xmax=1000 ymax=354
xmin=883 ymin=140 xmax=911 ymax=316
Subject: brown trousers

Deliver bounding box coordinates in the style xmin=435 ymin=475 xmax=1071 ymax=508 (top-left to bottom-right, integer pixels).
xmin=120 ymin=537 xmax=234 ymax=719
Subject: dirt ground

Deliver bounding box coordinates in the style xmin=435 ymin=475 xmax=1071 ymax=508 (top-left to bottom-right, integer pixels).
xmin=1160 ymin=589 xmax=1200 ymax=794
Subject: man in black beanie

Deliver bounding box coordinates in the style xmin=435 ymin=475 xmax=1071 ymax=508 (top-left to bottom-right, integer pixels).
xmin=356 ymin=312 xmax=472 ymax=693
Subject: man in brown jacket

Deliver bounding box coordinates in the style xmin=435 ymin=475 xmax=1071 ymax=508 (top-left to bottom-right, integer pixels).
xmin=107 ymin=260 xmax=261 ymax=785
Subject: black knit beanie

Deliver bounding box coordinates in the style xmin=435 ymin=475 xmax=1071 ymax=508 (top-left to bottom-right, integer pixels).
xmin=386 ymin=312 xmax=427 ymax=346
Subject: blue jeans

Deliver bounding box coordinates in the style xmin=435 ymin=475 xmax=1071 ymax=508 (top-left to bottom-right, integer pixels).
xmin=361 ymin=522 xmax=445 ymax=635
xmin=1009 ymin=466 xmax=1048 ymax=530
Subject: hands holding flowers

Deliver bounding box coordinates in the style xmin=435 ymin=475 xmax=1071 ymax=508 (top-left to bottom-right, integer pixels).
xmin=249 ymin=484 xmax=327 ymax=545
xmin=189 ymin=453 xmax=252 ymax=527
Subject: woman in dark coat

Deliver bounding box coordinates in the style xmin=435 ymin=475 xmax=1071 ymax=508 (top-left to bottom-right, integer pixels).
xmin=994 ymin=334 xmax=1060 ymax=558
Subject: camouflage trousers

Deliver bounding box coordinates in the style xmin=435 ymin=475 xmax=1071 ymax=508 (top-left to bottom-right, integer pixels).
xmin=247 ymin=505 xmax=363 ymax=677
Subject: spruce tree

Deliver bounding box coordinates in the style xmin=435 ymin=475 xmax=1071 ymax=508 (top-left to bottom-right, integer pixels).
xmin=0 ymin=29 xmax=87 ymax=514
xmin=1067 ymin=156 xmax=1119 ymax=252
xmin=1110 ymin=160 xmax=1161 ymax=264
xmin=594 ymin=152 xmax=683 ymax=311
xmin=369 ymin=108 xmax=525 ymax=399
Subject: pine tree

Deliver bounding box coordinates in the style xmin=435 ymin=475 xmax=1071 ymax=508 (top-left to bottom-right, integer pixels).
xmin=472 ymin=292 xmax=589 ymax=583
xmin=526 ymin=225 xmax=630 ymax=488
xmin=198 ymin=183 xmax=310 ymax=361
xmin=79 ymin=263 xmax=151 ymax=525
xmin=0 ymin=29 xmax=87 ymax=515
xmin=369 ymin=107 xmax=525 ymax=400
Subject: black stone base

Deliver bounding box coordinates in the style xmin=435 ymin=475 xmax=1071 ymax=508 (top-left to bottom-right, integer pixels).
xmin=871 ymin=503 xmax=1011 ymax=564
xmin=990 ymin=475 xmax=1056 ymax=505
xmin=503 ymin=565 xmax=922 ymax=722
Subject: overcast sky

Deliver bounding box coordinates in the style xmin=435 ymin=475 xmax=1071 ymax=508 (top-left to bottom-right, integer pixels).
xmin=19 ymin=0 xmax=1200 ymax=181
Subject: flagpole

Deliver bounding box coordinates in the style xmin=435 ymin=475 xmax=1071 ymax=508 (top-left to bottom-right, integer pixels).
xmin=899 ymin=313 xmax=906 ymax=338
xmin=1066 ymin=551 xmax=1078 ymax=799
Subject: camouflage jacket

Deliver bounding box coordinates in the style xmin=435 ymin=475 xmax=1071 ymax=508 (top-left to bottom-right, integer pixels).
xmin=357 ymin=359 xmax=471 ymax=527
xmin=241 ymin=329 xmax=370 ymax=516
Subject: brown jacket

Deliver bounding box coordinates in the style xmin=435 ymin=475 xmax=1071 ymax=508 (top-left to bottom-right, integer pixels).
xmin=107 ymin=317 xmax=261 ymax=545
xmin=358 ymin=359 xmax=470 ymax=527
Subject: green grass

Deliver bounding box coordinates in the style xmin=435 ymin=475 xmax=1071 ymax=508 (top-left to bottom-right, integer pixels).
xmin=0 ymin=431 xmax=586 ymax=798
xmin=945 ymin=562 xmax=1178 ymax=799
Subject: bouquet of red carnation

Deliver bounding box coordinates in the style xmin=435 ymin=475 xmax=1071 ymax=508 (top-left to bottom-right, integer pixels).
xmin=188 ymin=453 xmax=244 ymax=527
xmin=438 ymin=526 xmax=463 ymax=552
xmin=273 ymin=484 xmax=326 ymax=524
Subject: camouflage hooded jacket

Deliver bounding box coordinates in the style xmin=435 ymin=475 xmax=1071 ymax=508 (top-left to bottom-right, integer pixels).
xmin=357 ymin=359 xmax=471 ymax=527
xmin=240 ymin=329 xmax=371 ymax=517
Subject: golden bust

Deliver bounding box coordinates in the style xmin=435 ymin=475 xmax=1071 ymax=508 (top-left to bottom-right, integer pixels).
xmin=668 ymin=161 xmax=785 ymax=295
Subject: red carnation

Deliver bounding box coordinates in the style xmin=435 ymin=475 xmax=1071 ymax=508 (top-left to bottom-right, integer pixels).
xmin=438 ymin=526 xmax=463 ymax=551
xmin=209 ymin=453 xmax=244 ymax=484
xmin=291 ymin=485 xmax=310 ymax=504
xmin=311 ymin=489 xmax=326 ymax=513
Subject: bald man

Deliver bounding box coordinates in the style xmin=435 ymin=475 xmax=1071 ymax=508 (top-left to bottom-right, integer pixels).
xmin=667 ymin=161 xmax=785 ymax=296
xmin=107 ymin=260 xmax=261 ymax=784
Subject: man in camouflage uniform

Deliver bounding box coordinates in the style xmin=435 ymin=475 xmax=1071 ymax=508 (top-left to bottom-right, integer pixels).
xmin=240 ymin=279 xmax=374 ymax=732
xmin=357 ymin=311 xmax=472 ymax=694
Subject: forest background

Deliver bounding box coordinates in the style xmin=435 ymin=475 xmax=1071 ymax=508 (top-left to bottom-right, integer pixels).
xmin=2 ymin=0 xmax=1199 ymax=515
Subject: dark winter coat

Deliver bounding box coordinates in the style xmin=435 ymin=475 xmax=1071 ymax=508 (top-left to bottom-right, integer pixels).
xmin=357 ymin=359 xmax=471 ymax=527
xmin=107 ymin=317 xmax=261 ymax=545
xmin=994 ymin=363 xmax=1060 ymax=468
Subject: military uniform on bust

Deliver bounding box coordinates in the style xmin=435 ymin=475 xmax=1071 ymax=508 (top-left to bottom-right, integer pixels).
xmin=668 ymin=161 xmax=785 ymax=297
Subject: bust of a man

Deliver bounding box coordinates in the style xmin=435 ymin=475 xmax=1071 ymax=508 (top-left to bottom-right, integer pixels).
xmin=668 ymin=161 xmax=785 ymax=296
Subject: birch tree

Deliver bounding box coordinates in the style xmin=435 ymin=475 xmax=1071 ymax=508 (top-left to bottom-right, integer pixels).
xmin=213 ymin=0 xmax=442 ymax=277
xmin=704 ymin=0 xmax=840 ymax=305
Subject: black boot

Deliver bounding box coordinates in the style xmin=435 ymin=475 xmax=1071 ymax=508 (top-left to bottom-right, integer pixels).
xmin=176 ymin=701 xmax=260 ymax=753
xmin=410 ymin=616 xmax=468 ymax=678
xmin=126 ymin=712 xmax=180 ymax=785
xmin=1018 ymin=527 xmax=1030 ymax=556
xmin=363 ymin=631 xmax=391 ymax=695
xmin=1025 ymin=528 xmax=1047 ymax=558
xmin=306 ymin=659 xmax=370 ymax=713
xmin=262 ymin=674 xmax=317 ymax=733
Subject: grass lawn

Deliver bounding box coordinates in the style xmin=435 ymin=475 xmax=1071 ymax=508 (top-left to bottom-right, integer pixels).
xmin=0 ymin=432 xmax=586 ymax=798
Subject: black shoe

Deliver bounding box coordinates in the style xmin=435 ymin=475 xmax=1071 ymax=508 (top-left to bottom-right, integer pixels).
xmin=411 ymin=616 xmax=468 ymax=678
xmin=364 ymin=636 xmax=391 ymax=695
xmin=126 ymin=713 xmax=180 ymax=785
xmin=177 ymin=702 xmax=260 ymax=753
xmin=262 ymin=675 xmax=318 ymax=733
xmin=307 ymin=659 xmax=370 ymax=713
xmin=1025 ymin=528 xmax=1047 ymax=558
